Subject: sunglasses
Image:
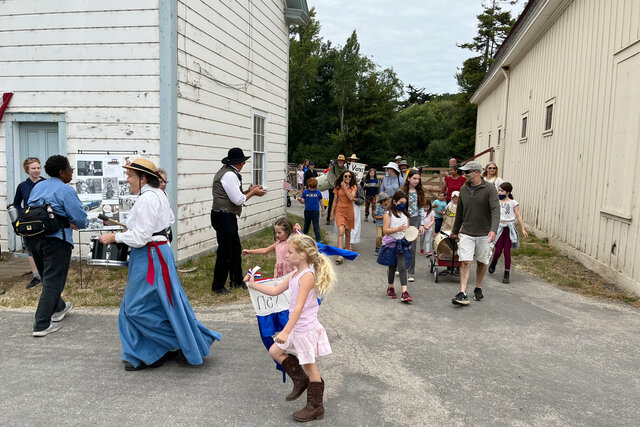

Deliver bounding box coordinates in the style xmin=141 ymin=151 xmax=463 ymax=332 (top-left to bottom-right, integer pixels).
xmin=487 ymin=167 xmax=497 ymax=170
xmin=343 ymin=175 xmax=352 ymax=178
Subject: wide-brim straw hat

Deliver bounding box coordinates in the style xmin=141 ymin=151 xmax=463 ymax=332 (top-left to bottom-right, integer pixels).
xmin=222 ymin=147 xmax=251 ymax=165
xmin=348 ymin=153 xmax=360 ymax=161
xmin=335 ymin=154 xmax=346 ymax=162
xmin=383 ymin=161 xmax=400 ymax=173
xmin=123 ymin=158 xmax=159 ymax=178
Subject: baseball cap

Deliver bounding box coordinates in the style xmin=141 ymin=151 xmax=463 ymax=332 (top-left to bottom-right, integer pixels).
xmin=458 ymin=161 xmax=483 ymax=172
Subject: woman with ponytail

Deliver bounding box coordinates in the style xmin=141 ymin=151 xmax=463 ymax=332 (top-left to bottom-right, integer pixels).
xmin=245 ymin=233 xmax=336 ymax=422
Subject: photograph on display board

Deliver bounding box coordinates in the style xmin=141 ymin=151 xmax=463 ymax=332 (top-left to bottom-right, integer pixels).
xmin=119 ymin=180 xmax=130 ymax=196
xmin=76 ymin=178 xmax=102 ymax=196
xmin=86 ymin=214 xmax=104 ymax=230
xmin=81 ymin=199 xmax=101 ymax=212
xmin=102 ymin=177 xmax=118 ymax=200
xmin=77 ymin=160 xmax=103 ymax=177
xmin=119 ymin=196 xmax=136 ymax=211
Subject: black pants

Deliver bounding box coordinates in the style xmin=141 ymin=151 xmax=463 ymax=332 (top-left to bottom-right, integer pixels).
xmin=304 ymin=209 xmax=321 ymax=241
xmin=326 ymin=189 xmax=335 ymax=224
xmin=26 ymin=237 xmax=72 ymax=332
xmin=211 ymin=210 xmax=243 ymax=290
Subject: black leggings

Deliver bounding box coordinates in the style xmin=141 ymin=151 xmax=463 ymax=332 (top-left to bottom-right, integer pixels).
xmin=387 ymin=252 xmax=407 ymax=286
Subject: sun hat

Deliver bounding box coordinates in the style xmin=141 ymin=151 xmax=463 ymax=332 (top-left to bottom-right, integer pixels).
xmin=383 ymin=161 xmax=400 ymax=173
xmin=335 ymin=154 xmax=346 ymax=162
xmin=348 ymin=154 xmax=360 ymax=161
xmin=123 ymin=158 xmax=160 ymax=178
xmin=451 ymin=191 xmax=460 ymax=198
xmin=394 ymin=155 xmax=402 ymax=161
xmin=222 ymin=147 xmax=251 ymax=165
xmin=399 ymin=160 xmax=409 ymax=167
xmin=458 ymin=161 xmax=483 ymax=172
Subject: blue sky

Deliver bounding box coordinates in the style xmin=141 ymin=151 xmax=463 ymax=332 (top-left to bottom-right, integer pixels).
xmin=310 ymin=0 xmax=524 ymax=95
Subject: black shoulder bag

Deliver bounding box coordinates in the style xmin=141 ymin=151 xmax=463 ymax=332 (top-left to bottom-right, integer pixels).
xmin=12 ymin=204 xmax=69 ymax=237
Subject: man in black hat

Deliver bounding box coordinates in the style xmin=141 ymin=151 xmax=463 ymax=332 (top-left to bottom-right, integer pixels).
xmin=211 ymin=147 xmax=266 ymax=294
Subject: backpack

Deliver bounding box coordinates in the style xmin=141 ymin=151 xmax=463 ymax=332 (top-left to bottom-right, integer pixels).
xmin=12 ymin=204 xmax=69 ymax=237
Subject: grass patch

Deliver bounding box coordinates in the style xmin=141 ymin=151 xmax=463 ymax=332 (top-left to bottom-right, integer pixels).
xmin=0 ymin=213 xmax=306 ymax=308
xmin=512 ymin=231 xmax=640 ymax=307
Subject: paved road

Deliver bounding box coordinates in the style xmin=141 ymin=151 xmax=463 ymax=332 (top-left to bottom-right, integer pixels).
xmin=1 ymin=202 xmax=639 ymax=426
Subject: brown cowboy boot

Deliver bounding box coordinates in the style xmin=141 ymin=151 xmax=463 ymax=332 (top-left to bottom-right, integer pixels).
xmin=281 ymin=355 xmax=309 ymax=401
xmin=292 ymin=379 xmax=324 ymax=422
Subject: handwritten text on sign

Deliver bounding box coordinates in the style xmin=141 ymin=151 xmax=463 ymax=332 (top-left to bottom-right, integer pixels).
xmin=247 ymin=277 xmax=291 ymax=316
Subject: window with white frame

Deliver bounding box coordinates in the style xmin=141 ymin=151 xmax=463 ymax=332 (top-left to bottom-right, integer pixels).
xmin=520 ymin=113 xmax=528 ymax=142
xmin=544 ymin=98 xmax=555 ymax=135
xmin=252 ymin=112 xmax=267 ymax=186
xmin=497 ymin=127 xmax=502 ymax=147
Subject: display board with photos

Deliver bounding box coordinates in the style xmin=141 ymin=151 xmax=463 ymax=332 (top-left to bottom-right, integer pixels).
xmin=75 ymin=154 xmax=137 ymax=230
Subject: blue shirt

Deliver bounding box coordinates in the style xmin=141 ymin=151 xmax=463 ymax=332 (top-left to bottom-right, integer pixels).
xmin=374 ymin=205 xmax=386 ymax=227
xmin=28 ymin=177 xmax=88 ymax=246
xmin=301 ymin=189 xmax=323 ymax=211
xmin=13 ymin=177 xmax=45 ymax=212
xmin=379 ymin=174 xmax=405 ymax=198
xmin=432 ymin=200 xmax=447 ymax=219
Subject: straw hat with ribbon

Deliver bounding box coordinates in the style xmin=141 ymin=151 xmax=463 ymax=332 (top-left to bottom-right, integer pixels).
xmin=123 ymin=158 xmax=161 ymax=178
xmin=348 ymin=154 xmax=360 ymax=162
xmin=334 ymin=154 xmax=346 ymax=162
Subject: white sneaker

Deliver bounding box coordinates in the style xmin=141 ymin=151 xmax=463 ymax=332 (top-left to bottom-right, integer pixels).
xmin=52 ymin=301 xmax=73 ymax=322
xmin=33 ymin=323 xmax=61 ymax=337
xmin=408 ymin=276 xmax=415 ymax=282
xmin=395 ymin=271 xmax=400 ymax=276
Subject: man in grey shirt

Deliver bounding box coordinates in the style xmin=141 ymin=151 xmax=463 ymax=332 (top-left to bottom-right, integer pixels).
xmin=449 ymin=161 xmax=500 ymax=306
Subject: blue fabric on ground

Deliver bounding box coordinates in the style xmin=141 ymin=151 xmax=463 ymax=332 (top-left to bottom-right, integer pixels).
xmin=119 ymin=244 xmax=222 ymax=367
xmin=316 ymin=242 xmax=358 ymax=260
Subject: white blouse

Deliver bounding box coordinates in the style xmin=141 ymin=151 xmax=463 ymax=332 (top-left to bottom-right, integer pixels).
xmin=386 ymin=211 xmax=409 ymax=240
xmin=115 ymin=184 xmax=175 ymax=248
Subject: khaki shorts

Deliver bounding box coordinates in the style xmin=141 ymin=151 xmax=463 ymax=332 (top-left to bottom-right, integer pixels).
xmin=457 ymin=233 xmax=491 ymax=264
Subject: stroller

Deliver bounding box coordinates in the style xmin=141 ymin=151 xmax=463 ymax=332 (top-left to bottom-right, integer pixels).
xmin=429 ymin=231 xmax=461 ymax=283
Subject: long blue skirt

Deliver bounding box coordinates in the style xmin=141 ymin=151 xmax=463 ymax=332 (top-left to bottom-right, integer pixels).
xmin=119 ymin=244 xmax=222 ymax=367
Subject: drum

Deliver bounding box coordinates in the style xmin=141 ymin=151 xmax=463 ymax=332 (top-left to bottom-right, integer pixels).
xmin=316 ymin=173 xmax=331 ymax=192
xmin=88 ymin=235 xmax=129 ymax=267
xmin=433 ymin=232 xmax=458 ymax=261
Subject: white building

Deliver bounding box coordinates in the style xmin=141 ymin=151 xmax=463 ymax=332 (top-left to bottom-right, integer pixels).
xmin=471 ymin=0 xmax=640 ymax=294
xmin=0 ymin=0 xmax=309 ymax=261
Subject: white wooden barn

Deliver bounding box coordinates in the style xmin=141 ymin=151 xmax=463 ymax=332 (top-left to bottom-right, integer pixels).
xmin=471 ymin=0 xmax=640 ymax=294
xmin=0 ymin=0 xmax=310 ymax=262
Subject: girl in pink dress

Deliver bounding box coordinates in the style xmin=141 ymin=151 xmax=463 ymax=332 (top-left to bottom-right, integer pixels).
xmin=242 ymin=218 xmax=297 ymax=277
xmin=246 ymin=233 xmax=336 ymax=422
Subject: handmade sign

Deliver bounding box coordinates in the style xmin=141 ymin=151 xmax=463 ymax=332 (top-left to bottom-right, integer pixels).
xmin=347 ymin=161 xmax=366 ymax=182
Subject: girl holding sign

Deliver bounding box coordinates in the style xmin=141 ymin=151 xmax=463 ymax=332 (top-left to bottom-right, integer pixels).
xmin=246 ymin=233 xmax=336 ymax=422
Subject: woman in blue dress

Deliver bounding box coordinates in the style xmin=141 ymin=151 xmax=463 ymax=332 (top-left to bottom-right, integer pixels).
xmin=100 ymin=159 xmax=221 ymax=371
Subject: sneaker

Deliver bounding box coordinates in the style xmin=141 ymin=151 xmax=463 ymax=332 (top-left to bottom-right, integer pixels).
xmin=33 ymin=323 xmax=61 ymax=337
xmin=488 ymin=261 xmax=497 ymax=274
xmin=26 ymin=276 xmax=42 ymax=289
xmin=425 ymin=252 xmax=432 ymax=257
xmin=420 ymin=249 xmax=424 ymax=254
xmin=502 ymin=270 xmax=510 ymax=284
xmin=408 ymin=276 xmax=415 ymax=282
xmin=374 ymin=247 xmax=380 ymax=255
xmin=452 ymin=292 xmax=469 ymax=306
xmin=401 ymin=291 xmax=413 ymax=303
xmin=364 ymin=216 xmax=369 ymax=222
xmin=386 ymin=287 xmax=397 ymax=299
xmin=395 ymin=271 xmax=399 ymax=276
xmin=51 ymin=302 xmax=73 ymax=322
xmin=474 ymin=287 xmax=484 ymax=301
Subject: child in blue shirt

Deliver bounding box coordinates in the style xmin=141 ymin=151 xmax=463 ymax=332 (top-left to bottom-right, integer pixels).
xmin=372 ymin=192 xmax=390 ymax=255
xmin=298 ymin=177 xmax=325 ymax=242
xmin=432 ymin=191 xmax=447 ymax=234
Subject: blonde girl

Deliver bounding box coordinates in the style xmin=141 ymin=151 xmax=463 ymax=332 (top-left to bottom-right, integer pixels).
xmin=482 ymin=162 xmax=504 ymax=190
xmin=243 ymin=218 xmax=296 ymax=277
xmin=246 ymin=233 xmax=336 ymax=422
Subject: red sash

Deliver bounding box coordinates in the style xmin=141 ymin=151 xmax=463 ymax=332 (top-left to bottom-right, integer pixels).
xmin=146 ymin=241 xmax=173 ymax=307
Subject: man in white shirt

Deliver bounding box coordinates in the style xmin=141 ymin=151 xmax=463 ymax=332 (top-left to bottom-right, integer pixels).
xmin=211 ymin=147 xmax=266 ymax=294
